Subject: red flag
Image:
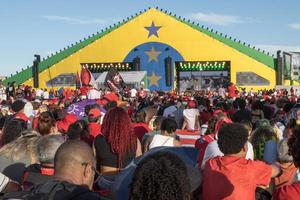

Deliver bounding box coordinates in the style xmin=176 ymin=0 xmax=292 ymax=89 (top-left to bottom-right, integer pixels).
xmin=81 ymin=66 xmax=97 ymax=88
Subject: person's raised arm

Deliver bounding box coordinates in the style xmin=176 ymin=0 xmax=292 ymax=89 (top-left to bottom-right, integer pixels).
xmin=182 ymin=117 xmax=188 ymax=130
xmin=136 ymin=138 xmax=142 ymax=157
xmin=270 ymin=163 xmax=282 ymax=178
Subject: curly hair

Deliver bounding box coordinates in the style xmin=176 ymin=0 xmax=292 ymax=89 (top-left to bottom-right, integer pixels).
xmin=101 ymin=107 xmax=137 ymax=168
xmin=218 ymin=123 xmax=249 ymax=155
xmin=130 ymin=151 xmax=190 ymax=200
xmin=288 ymin=125 xmax=300 ymax=167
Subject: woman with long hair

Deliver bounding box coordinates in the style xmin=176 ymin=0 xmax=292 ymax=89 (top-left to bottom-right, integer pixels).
xmin=94 ymin=107 xmax=142 ymax=175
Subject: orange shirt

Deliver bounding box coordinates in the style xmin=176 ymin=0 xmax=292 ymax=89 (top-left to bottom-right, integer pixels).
xmin=203 ymin=156 xmax=272 ymax=200
xmin=275 ymin=162 xmax=297 ymax=188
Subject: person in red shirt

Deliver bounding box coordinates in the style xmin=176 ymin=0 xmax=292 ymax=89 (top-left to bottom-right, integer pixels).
xmin=132 ymin=110 xmax=152 ymax=142
xmin=228 ymin=82 xmax=237 ymax=99
xmin=203 ymin=123 xmax=281 ymax=200
xmin=273 ymin=126 xmax=300 ymax=200
xmin=88 ymin=108 xmax=102 ymax=140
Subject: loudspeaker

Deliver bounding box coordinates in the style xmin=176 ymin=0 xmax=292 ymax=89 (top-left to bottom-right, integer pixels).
xmin=32 ymin=55 xmax=40 ymax=88
xmin=165 ymin=57 xmax=172 ymax=86
xmin=276 ymin=51 xmax=283 ymax=85
xmin=133 ymin=57 xmax=140 ymax=71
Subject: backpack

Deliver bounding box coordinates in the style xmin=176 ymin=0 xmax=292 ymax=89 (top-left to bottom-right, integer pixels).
xmin=2 ymin=180 xmax=88 ymax=200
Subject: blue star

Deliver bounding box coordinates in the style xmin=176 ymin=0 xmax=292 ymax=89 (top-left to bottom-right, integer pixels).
xmin=144 ymin=21 xmax=162 ymax=38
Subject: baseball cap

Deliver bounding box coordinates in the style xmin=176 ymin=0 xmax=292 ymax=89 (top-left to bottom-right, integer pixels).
xmin=188 ymin=100 xmax=197 ymax=108
xmin=89 ymin=108 xmax=101 ymax=118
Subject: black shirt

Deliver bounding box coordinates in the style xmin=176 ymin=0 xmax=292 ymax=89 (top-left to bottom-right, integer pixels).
xmin=94 ymin=135 xmax=135 ymax=168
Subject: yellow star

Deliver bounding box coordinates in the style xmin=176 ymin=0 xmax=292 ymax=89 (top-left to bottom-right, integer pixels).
xmin=148 ymin=72 xmax=162 ymax=87
xmin=145 ymin=47 xmax=161 ymax=63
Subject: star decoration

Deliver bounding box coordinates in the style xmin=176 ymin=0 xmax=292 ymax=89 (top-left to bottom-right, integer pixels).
xmin=144 ymin=21 xmax=162 ymax=38
xmin=145 ymin=46 xmax=161 ymax=63
xmin=148 ymin=72 xmax=162 ymax=87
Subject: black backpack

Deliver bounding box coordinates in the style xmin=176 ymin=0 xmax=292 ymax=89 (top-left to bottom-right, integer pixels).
xmin=1 ymin=180 xmax=89 ymax=200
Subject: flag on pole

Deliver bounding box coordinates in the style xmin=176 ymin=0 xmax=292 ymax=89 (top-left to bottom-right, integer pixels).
xmin=76 ymin=71 xmax=82 ymax=89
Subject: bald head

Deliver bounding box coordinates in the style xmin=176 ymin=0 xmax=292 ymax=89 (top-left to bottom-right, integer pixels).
xmin=54 ymin=140 xmax=95 ymax=174
xmin=54 ymin=140 xmax=96 ymax=189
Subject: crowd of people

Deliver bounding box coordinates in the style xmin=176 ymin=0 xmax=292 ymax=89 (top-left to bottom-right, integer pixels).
xmin=0 ymin=80 xmax=299 ymax=199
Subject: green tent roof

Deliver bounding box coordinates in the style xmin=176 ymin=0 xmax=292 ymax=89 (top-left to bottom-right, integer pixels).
xmin=4 ymin=7 xmax=276 ymax=85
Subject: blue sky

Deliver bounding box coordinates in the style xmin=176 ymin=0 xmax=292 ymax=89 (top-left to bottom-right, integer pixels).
xmin=1 ymin=0 xmax=300 ymax=76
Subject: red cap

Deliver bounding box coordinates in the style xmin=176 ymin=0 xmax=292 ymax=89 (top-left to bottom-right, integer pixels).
xmin=215 ymin=118 xmax=233 ymax=132
xmin=89 ymin=108 xmax=101 ymax=118
xmin=57 ymin=114 xmax=78 ymax=133
xmin=213 ymin=109 xmax=224 ymax=117
xmin=188 ymin=100 xmax=197 ymax=108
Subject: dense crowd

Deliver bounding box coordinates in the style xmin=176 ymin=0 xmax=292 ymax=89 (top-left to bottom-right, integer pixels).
xmin=0 ymin=80 xmax=299 ymax=200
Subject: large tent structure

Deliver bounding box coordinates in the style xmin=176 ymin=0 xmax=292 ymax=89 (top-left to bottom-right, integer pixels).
xmin=4 ymin=7 xmax=297 ymax=91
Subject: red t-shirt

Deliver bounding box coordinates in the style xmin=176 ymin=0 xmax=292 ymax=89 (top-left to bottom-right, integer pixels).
xmin=200 ymin=111 xmax=212 ymax=124
xmin=273 ymin=182 xmax=300 ymax=200
xmin=203 ymin=156 xmax=272 ymax=200
xmin=133 ymin=122 xmax=151 ymax=142
xmin=228 ymin=85 xmax=237 ymax=98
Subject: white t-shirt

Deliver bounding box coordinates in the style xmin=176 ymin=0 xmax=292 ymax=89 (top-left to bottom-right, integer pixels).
xmin=0 ymin=87 xmax=6 ymax=101
xmin=201 ymin=140 xmax=254 ymax=169
xmin=87 ymin=89 xmax=101 ymax=100
xmin=43 ymin=91 xmax=49 ymax=99
xmin=130 ymin=88 xmax=137 ymax=98
xmin=149 ymin=135 xmax=174 ymax=149
xmin=36 ymin=89 xmax=44 ymax=98
xmin=183 ymin=108 xmax=199 ymax=130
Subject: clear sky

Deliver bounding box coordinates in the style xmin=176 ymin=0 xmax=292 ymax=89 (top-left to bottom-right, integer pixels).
xmin=1 ymin=0 xmax=300 ymax=76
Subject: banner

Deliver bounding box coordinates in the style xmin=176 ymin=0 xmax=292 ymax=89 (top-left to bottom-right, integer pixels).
xmin=104 ymin=67 xmax=126 ymax=92
xmin=67 ymin=99 xmax=96 ymax=118
xmin=81 ymin=66 xmax=97 ymax=88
